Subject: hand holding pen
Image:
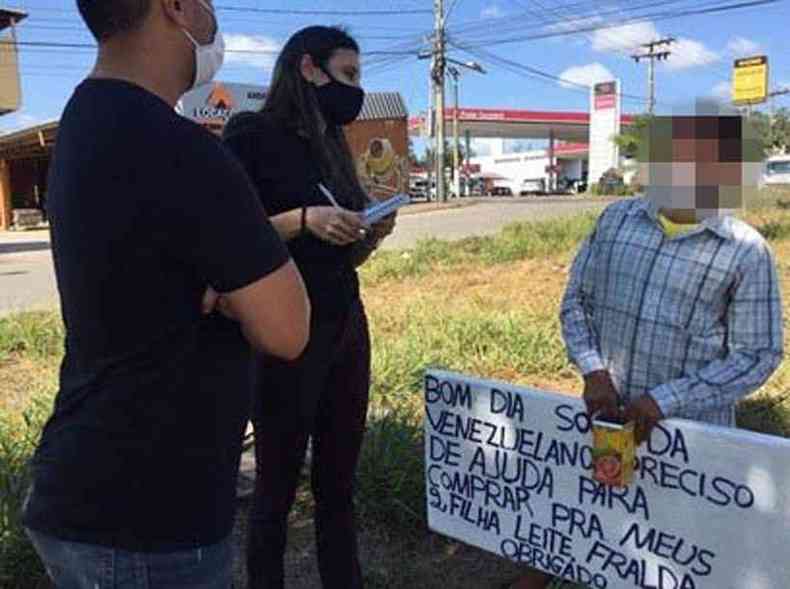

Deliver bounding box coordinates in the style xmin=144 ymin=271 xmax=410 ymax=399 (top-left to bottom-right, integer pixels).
xmin=307 ymin=183 xmax=368 ymax=246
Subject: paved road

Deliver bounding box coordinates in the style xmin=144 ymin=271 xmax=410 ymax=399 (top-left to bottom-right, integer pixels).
xmin=0 ymin=197 xmax=609 ymax=316
xmin=0 ymin=232 xmax=58 ymax=317
xmin=381 ymin=196 xmax=608 ymax=250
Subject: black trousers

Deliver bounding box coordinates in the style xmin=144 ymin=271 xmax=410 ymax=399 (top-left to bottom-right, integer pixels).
xmin=247 ymin=300 xmax=371 ymax=589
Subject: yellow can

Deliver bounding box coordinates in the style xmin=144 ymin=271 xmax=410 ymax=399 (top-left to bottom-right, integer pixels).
xmin=591 ymin=418 xmax=635 ymax=487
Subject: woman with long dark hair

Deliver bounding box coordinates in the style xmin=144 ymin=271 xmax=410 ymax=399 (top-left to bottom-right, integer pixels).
xmin=222 ymin=26 xmax=395 ymax=589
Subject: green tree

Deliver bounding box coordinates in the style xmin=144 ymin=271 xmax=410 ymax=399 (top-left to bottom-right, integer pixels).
xmin=612 ymin=113 xmax=653 ymax=159
xmin=766 ymin=108 xmax=790 ymax=153
xmin=407 ymin=138 xmax=420 ymax=169
xmin=420 ymin=141 xmax=474 ymax=172
xmin=613 ymin=109 xmax=788 ymax=160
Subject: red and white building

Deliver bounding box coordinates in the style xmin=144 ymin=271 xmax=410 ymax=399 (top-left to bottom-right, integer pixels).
xmin=410 ymin=106 xmax=636 ymax=194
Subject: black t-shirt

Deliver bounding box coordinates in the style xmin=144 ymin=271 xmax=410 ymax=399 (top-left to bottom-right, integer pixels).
xmin=222 ymin=112 xmax=360 ymax=320
xmin=22 ymin=79 xmax=290 ymax=552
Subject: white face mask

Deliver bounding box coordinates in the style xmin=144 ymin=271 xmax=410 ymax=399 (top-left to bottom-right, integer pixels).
xmin=182 ymin=0 xmax=225 ymax=91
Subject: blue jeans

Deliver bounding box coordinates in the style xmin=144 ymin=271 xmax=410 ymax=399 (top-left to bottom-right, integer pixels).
xmin=24 ymin=528 xmax=233 ymax=589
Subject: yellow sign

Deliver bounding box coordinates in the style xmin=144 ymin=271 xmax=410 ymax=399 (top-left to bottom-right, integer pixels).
xmin=732 ymin=55 xmax=768 ymax=105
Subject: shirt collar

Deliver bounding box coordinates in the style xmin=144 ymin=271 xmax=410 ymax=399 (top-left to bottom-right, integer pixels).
xmin=628 ymin=196 xmax=736 ymax=240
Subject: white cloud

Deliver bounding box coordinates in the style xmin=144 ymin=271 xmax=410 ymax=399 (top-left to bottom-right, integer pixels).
xmin=662 ymin=38 xmax=720 ymax=71
xmin=711 ymin=81 xmax=732 ymax=101
xmin=726 ymin=36 xmax=763 ymax=57
xmin=223 ymin=34 xmax=281 ymax=71
xmin=481 ymin=5 xmax=504 ymax=19
xmin=545 ymin=15 xmax=603 ymax=35
xmin=591 ymin=21 xmax=659 ymax=53
xmin=558 ymin=62 xmax=614 ymax=89
xmin=589 ymin=21 xmax=719 ymax=72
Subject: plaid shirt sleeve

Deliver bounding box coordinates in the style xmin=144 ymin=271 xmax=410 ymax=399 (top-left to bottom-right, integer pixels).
xmin=650 ymin=241 xmax=785 ymax=418
xmin=560 ymin=228 xmax=606 ymax=375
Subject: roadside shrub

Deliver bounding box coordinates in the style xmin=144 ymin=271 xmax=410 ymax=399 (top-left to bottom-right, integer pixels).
xmin=1 ymin=397 xmax=50 ymax=587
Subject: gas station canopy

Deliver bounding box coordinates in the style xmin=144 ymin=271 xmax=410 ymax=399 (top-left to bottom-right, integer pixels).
xmin=409 ymin=107 xmax=635 ymax=142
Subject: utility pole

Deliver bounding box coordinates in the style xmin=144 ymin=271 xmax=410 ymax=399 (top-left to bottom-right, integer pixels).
xmin=427 ymin=51 xmax=435 ymax=201
xmin=443 ymin=62 xmax=485 ymax=200
xmin=419 ymin=6 xmax=483 ymax=201
xmin=448 ymin=66 xmax=461 ymax=199
xmin=631 ymin=37 xmax=675 ymax=115
xmin=433 ymin=0 xmax=447 ymax=202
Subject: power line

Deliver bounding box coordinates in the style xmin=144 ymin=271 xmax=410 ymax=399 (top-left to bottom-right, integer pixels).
xmin=445 ymin=0 xmax=463 ymax=22
xmin=450 ymin=0 xmax=649 ymax=32
xmin=214 ymin=6 xmax=432 ymax=16
xmin=449 ymin=0 xmax=782 ymax=49
xmin=503 ymin=0 xmax=650 ymax=99
xmin=16 ymin=4 xmax=433 ymax=16
xmin=16 ymin=23 xmax=423 ymax=42
xmin=1 ymin=40 xmax=419 ymax=57
xmin=25 ymin=13 xmax=429 ymax=33
xmin=449 ymin=0 xmax=694 ymax=39
xmin=449 ymin=40 xmax=659 ymax=107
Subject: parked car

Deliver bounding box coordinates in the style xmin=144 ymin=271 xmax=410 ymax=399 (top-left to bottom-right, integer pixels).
xmin=556 ymin=177 xmax=589 ymax=194
xmin=764 ymin=155 xmax=790 ymax=186
xmin=409 ymin=178 xmax=430 ymax=200
xmin=519 ymin=178 xmax=545 ymax=196
xmin=492 ymin=184 xmax=513 ymax=196
xmin=468 ymin=181 xmax=484 ymax=197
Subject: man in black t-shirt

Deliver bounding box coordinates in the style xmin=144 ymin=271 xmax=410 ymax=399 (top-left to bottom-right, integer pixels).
xmin=22 ymin=1 xmax=310 ymax=587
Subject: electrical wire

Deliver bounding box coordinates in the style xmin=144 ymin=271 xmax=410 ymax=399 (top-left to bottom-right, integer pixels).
xmin=214 ymin=6 xmax=432 ymax=16
xmin=452 ymin=0 xmax=783 ymax=50
xmin=500 ymin=0 xmax=647 ymax=96
xmin=449 ymin=40 xmax=660 ymax=108
xmin=16 ymin=5 xmax=433 ymax=16
xmin=445 ymin=0 xmax=464 ymax=22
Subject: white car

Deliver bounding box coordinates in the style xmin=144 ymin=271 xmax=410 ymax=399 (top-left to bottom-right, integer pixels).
xmin=409 ymin=179 xmax=430 ymax=200
xmin=764 ymin=155 xmax=790 ymax=186
xmin=519 ymin=178 xmax=545 ymax=196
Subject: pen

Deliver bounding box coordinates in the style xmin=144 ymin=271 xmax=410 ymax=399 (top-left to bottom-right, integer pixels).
xmin=318 ymin=182 xmax=368 ymax=236
xmin=317 ymin=183 xmax=342 ymax=209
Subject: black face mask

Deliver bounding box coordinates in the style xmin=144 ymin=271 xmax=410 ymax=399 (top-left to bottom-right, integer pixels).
xmin=314 ymin=68 xmax=365 ymax=126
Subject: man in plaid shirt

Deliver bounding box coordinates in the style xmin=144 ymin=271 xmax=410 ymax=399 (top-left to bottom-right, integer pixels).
xmin=562 ymin=109 xmax=783 ymax=443
xmin=510 ymin=106 xmax=784 ymax=589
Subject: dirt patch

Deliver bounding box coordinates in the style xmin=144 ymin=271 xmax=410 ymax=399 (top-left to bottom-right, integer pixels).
xmin=231 ymin=497 xmax=528 ymax=589
xmin=0 ymin=355 xmax=56 ymax=418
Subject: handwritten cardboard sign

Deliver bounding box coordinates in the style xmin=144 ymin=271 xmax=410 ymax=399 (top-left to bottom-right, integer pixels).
xmin=424 ymin=370 xmax=790 ymax=589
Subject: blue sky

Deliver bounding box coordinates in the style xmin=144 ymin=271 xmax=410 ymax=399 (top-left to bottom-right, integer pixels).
xmin=1 ymin=0 xmax=788 ymax=151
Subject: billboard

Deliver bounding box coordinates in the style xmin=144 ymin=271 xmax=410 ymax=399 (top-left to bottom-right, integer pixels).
xmin=732 ymin=55 xmax=768 ymax=105
xmin=176 ymin=82 xmax=268 ymax=134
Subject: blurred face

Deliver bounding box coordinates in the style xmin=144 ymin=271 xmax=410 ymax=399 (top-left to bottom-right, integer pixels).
xmin=639 ymin=114 xmax=762 ymax=223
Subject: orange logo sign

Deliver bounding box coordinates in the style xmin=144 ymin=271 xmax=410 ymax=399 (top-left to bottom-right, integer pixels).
xmin=206 ymin=83 xmax=235 ymax=111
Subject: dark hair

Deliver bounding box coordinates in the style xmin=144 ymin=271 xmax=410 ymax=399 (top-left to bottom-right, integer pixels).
xmin=76 ymin=0 xmax=152 ymax=42
xmin=263 ymin=26 xmax=367 ymax=210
